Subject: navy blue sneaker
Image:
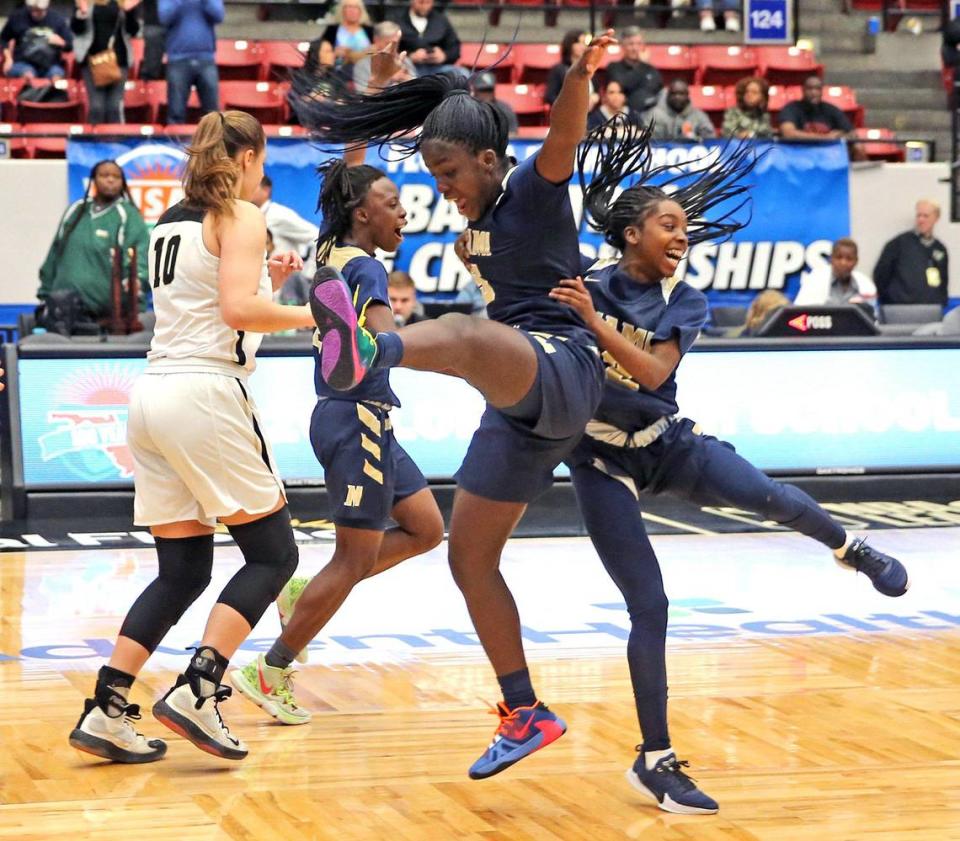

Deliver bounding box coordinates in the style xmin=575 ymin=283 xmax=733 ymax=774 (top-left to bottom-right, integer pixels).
xmin=836 ymin=538 xmax=909 ymax=597
xmin=626 ymin=749 xmax=719 ymax=815
xmin=468 ymin=701 xmax=566 ymax=780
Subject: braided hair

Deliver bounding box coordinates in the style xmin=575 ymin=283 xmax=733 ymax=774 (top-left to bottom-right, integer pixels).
xmin=56 ymin=159 xmax=134 ymax=262
xmin=291 ymin=69 xmax=511 ymax=160
xmin=579 ymin=114 xmax=759 ymax=252
xmin=315 ymin=157 xmax=387 ymax=264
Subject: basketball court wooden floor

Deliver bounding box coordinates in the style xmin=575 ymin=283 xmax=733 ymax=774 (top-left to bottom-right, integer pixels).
xmin=0 ymin=526 xmax=958 ymax=840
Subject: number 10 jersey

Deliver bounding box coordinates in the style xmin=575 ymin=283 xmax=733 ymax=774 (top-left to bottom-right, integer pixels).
xmin=147 ymin=201 xmax=271 ymax=375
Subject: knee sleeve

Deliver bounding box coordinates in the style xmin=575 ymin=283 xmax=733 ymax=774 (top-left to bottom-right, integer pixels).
xmin=217 ymin=506 xmax=299 ymax=627
xmin=118 ymin=534 xmax=214 ymax=652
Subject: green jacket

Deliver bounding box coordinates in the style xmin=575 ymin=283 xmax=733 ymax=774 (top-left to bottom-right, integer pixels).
xmin=38 ymin=197 xmax=151 ymax=317
xmin=721 ymin=107 xmax=774 ymax=139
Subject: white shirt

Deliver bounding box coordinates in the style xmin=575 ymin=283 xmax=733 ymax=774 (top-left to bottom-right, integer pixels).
xmin=147 ymin=203 xmax=270 ymax=375
xmin=261 ymin=199 xmax=318 ymax=260
xmin=794 ymin=265 xmax=877 ymax=306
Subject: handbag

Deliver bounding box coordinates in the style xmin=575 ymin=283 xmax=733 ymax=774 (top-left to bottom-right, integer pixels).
xmin=88 ymin=12 xmax=123 ymax=88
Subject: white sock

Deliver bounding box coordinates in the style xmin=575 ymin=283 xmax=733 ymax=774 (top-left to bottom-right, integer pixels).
xmin=644 ymin=747 xmax=674 ymax=770
xmin=833 ymin=533 xmax=854 ymax=560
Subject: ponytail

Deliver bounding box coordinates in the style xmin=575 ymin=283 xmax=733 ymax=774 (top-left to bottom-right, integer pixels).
xmin=182 ymin=110 xmax=265 ymax=217
xmin=292 ymin=68 xmax=509 ymax=159
xmin=315 ymin=157 xmax=386 ymax=264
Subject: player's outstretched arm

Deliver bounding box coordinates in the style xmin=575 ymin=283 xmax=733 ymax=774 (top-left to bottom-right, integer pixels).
xmin=536 ymin=30 xmax=616 ymax=184
xmin=218 ymin=201 xmax=315 ymax=333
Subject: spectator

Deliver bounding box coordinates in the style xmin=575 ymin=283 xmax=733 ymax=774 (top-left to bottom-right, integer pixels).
xmin=72 ymin=0 xmax=141 ymax=125
xmin=158 ymin=0 xmax=223 ymax=125
xmin=587 ymin=80 xmax=641 ymax=131
xmin=731 ymin=290 xmax=791 ymax=337
xmin=606 ymin=26 xmax=662 ymax=114
xmin=251 ymin=174 xmax=319 ymax=260
xmin=873 ymin=199 xmax=949 ymax=309
xmin=778 ymin=76 xmax=859 ymax=149
xmin=37 ymin=160 xmax=150 ymax=325
xmin=795 ymin=238 xmax=877 ymax=306
xmin=545 ymin=30 xmax=597 ymax=108
xmin=1 ymin=0 xmax=73 ymax=81
xmin=352 ymin=20 xmax=415 ymax=92
xmin=393 ymin=0 xmax=461 ymax=78
xmin=471 ymin=71 xmax=517 ymax=135
xmin=649 ymin=79 xmax=716 ymax=141
xmin=698 ymin=0 xmax=740 ymax=32
xmin=455 ymin=278 xmax=488 ymax=317
xmin=722 ymin=76 xmax=773 ymax=139
xmin=138 ymin=0 xmax=165 ymax=81
xmin=314 ymin=0 xmax=373 ymax=79
xmin=388 ymin=271 xmax=425 ymax=325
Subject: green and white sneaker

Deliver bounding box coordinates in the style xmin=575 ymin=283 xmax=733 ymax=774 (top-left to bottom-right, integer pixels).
xmin=229 ymin=654 xmax=312 ymax=726
xmin=276 ymin=576 xmax=310 ymax=663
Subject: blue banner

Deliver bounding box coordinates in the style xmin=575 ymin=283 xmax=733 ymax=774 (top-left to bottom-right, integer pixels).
xmin=68 ymin=138 xmax=848 ymax=306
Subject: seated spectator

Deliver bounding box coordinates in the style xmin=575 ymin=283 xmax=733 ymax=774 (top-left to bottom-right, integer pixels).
xmin=306 ymin=32 xmax=336 ymax=74
xmin=794 ymin=238 xmax=877 ymax=307
xmin=1 ymin=0 xmax=73 ymax=80
xmin=649 ymin=80 xmax=716 ymax=141
xmin=587 ymin=80 xmax=641 ymax=131
xmin=352 ymin=20 xmax=415 ymax=92
xmin=393 ymin=0 xmax=462 ymax=78
xmin=471 ymin=71 xmax=517 ymax=134
xmin=37 ymin=160 xmax=150 ymax=327
xmin=731 ymin=290 xmax=791 ymax=337
xmin=722 ymin=76 xmax=773 ymax=139
xmin=873 ymin=199 xmax=949 ymax=310
xmin=545 ymin=30 xmax=597 ymax=108
xmin=252 ymin=175 xmax=319 ymax=262
xmin=606 ymin=26 xmax=662 ymax=113
xmin=72 ymin=0 xmax=142 ymax=126
xmin=388 ymin=271 xmax=426 ymax=325
xmin=697 ymin=0 xmax=741 ymax=32
xmin=315 ymin=0 xmax=373 ymax=79
xmin=779 ymin=76 xmax=864 ymax=159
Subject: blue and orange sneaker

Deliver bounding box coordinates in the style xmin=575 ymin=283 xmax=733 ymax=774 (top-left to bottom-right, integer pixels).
xmin=309 ymin=266 xmax=378 ymax=391
xmin=468 ymin=701 xmax=567 ymax=780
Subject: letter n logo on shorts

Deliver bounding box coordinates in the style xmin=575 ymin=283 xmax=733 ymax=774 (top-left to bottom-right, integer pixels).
xmin=345 ymin=484 xmax=364 ymax=507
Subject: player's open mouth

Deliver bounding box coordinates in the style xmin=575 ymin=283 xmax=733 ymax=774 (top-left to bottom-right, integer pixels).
xmin=666 ymin=249 xmax=684 ymax=263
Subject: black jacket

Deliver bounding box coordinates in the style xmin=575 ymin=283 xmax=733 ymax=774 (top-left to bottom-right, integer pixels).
xmin=392 ymin=9 xmax=460 ymax=66
xmin=874 ymin=230 xmax=949 ymax=307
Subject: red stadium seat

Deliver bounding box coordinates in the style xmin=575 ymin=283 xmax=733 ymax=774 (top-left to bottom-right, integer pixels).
xmin=513 ymin=125 xmax=548 ymax=139
xmin=123 ymin=81 xmax=155 ymax=123
xmin=215 ymin=39 xmax=266 ymax=81
xmin=512 ymin=43 xmax=561 ymax=85
xmin=494 ymin=83 xmax=548 ymax=127
xmin=645 ymin=44 xmax=699 ymax=85
xmin=0 ymin=122 xmax=29 ymax=158
xmin=163 ymin=124 xmax=197 ymax=139
xmin=458 ymin=43 xmax=515 ymax=83
xmin=696 ymin=45 xmax=759 ymax=87
xmin=219 ymin=81 xmax=288 ymax=124
xmin=262 ymin=124 xmax=308 ymax=138
xmin=756 ymin=45 xmax=823 ymax=86
xmin=17 ymin=81 xmax=86 ymax=124
xmin=765 ymin=83 xmax=789 ymax=124
xmin=261 ymin=40 xmax=311 ymax=81
xmin=90 ymin=123 xmax=162 ymax=137
xmin=0 ymin=78 xmax=27 ymax=121
xmin=689 ymin=84 xmax=733 ymax=131
xmin=822 ymin=84 xmax=864 ymax=127
xmin=854 ymin=127 xmax=905 ymax=162
xmin=128 ymin=37 xmax=145 ymax=79
xmin=21 ymin=123 xmax=88 ymax=158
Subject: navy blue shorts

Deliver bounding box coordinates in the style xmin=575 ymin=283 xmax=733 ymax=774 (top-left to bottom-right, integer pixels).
xmin=310 ymin=398 xmax=428 ymax=530
xmin=455 ymin=332 xmax=604 ymax=503
xmin=568 ymin=417 xmax=733 ymax=498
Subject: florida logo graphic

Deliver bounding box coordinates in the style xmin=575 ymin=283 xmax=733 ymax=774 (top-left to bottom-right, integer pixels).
xmin=38 ymin=364 xmax=138 ymax=481
xmin=115 ymin=144 xmax=187 ymax=225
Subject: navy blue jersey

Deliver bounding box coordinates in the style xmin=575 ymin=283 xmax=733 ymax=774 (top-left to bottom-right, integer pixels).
xmin=583 ymin=262 xmax=707 ymax=431
xmin=464 ymin=151 xmax=594 ymax=345
xmin=314 ymin=245 xmax=399 ymax=406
